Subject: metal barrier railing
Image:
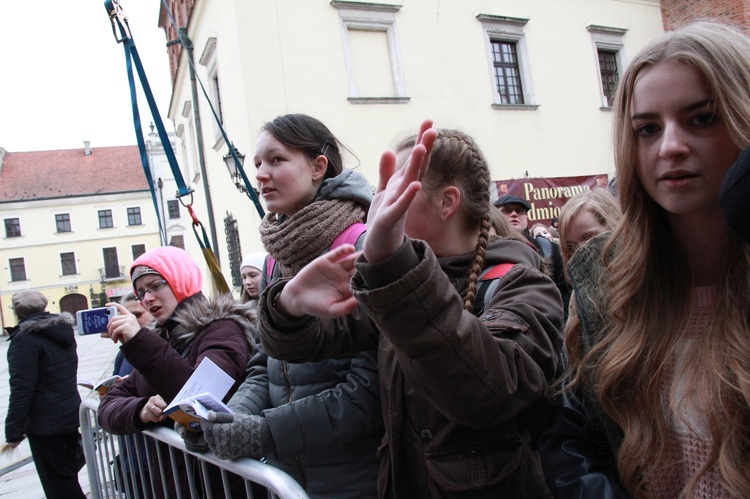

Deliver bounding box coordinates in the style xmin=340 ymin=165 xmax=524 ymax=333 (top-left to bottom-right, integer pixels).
xmin=79 ymin=398 xmax=309 ymax=499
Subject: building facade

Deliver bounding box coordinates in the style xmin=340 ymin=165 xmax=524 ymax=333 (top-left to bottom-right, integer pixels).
xmin=0 ymin=138 xmax=188 ymax=329
xmin=157 ymin=0 xmax=666 ymax=287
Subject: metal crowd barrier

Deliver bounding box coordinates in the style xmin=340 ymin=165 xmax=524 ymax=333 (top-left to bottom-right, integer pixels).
xmin=80 ymin=398 xmax=309 ymax=499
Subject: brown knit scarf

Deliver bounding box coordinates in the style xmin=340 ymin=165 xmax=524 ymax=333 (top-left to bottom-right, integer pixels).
xmin=259 ymin=199 xmax=365 ymax=276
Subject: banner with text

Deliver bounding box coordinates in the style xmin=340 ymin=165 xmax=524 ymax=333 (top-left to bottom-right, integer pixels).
xmin=493 ymin=174 xmax=609 ymax=226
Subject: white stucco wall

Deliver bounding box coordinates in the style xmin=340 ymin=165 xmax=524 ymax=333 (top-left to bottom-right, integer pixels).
xmin=166 ymin=0 xmax=664 ymax=288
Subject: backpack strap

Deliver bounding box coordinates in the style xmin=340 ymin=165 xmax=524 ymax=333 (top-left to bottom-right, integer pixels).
xmin=265 ymin=254 xmax=276 ymax=281
xmin=473 ymin=263 xmax=516 ymax=316
xmin=331 ymin=222 xmax=367 ymax=249
xmin=263 ymin=222 xmax=366 ymax=284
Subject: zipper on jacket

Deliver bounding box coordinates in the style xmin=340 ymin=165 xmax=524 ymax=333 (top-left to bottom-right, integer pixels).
xmin=281 ymin=360 xmax=307 ymax=489
xmin=282 ymin=361 xmax=293 ymax=404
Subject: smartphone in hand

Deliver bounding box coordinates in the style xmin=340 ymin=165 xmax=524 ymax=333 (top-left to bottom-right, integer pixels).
xmin=76 ymin=306 xmax=118 ymax=335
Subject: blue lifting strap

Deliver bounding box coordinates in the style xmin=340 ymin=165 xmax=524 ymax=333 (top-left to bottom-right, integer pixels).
xmin=105 ymin=0 xmax=232 ymax=293
xmin=105 ymin=0 xmax=191 ymax=245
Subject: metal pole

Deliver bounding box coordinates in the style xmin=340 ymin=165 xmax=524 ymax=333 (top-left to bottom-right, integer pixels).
xmin=179 ymin=28 xmax=221 ymax=264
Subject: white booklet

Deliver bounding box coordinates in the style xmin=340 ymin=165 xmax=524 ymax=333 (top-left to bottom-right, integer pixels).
xmin=164 ymin=357 xmax=235 ymax=431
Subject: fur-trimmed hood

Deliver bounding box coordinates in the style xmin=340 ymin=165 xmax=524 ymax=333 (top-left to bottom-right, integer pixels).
xmin=14 ymin=312 xmax=76 ymax=347
xmin=158 ymin=293 xmax=257 ymax=349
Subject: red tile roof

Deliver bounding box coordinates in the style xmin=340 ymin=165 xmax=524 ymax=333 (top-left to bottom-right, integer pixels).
xmin=0 ymin=145 xmax=150 ymax=202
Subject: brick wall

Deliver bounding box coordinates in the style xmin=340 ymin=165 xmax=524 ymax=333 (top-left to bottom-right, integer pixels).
xmin=158 ymin=0 xmax=195 ymax=85
xmin=661 ymin=0 xmax=750 ymax=34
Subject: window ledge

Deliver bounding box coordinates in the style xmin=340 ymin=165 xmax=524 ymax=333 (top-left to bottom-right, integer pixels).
xmin=347 ymin=97 xmax=411 ymax=105
xmin=599 ymin=106 xmax=613 ymax=112
xmin=491 ymin=103 xmax=540 ymax=111
xmin=331 ymin=1 xmax=402 ymax=12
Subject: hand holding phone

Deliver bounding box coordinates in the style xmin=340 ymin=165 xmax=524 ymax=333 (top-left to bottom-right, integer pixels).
xmin=76 ymin=307 xmax=118 ymax=335
xmin=105 ymin=302 xmax=145 ymax=344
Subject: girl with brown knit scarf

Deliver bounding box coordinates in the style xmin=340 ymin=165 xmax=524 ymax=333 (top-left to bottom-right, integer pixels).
xmin=267 ymin=122 xmax=564 ymax=497
xmin=200 ymin=114 xmax=382 ymax=498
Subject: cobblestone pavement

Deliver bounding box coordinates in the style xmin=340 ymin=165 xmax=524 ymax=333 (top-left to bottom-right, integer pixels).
xmin=0 ymin=331 xmax=120 ymax=498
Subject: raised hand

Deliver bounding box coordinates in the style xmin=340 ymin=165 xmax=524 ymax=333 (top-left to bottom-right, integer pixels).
xmin=275 ymin=245 xmax=361 ymax=318
xmin=364 ymin=120 xmax=437 ymax=263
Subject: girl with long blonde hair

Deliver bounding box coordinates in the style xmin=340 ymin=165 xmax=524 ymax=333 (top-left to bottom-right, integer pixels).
xmin=541 ymin=21 xmax=750 ymax=498
xmin=557 ymin=187 xmax=621 ymax=269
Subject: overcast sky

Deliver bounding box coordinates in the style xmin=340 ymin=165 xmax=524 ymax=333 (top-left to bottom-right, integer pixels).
xmin=0 ymin=1 xmax=173 ymax=153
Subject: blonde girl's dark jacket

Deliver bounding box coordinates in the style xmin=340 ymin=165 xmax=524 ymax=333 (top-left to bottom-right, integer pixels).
xmin=261 ymin=236 xmax=564 ymax=498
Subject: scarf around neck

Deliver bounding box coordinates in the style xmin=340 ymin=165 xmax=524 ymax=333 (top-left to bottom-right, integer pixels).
xmin=259 ymin=198 xmax=365 ymax=276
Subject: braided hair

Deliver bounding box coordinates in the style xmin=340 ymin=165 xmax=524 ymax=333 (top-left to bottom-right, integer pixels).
xmin=396 ymin=129 xmax=492 ymax=311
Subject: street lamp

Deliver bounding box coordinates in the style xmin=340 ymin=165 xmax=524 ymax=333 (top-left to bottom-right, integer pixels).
xmin=222 ymin=143 xmax=265 ymax=218
xmin=223 ymin=143 xmax=249 ymax=194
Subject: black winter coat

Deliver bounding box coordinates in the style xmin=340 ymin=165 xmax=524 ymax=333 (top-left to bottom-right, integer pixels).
xmin=5 ymin=312 xmax=81 ymax=442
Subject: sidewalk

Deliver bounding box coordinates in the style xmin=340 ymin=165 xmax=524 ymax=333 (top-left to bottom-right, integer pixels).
xmin=0 ymin=332 xmax=121 ymax=498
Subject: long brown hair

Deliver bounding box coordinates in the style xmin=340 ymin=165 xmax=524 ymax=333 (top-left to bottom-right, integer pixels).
xmin=396 ymin=129 xmax=492 ymax=311
xmin=568 ymin=22 xmax=750 ymax=496
xmin=262 ymin=113 xmax=353 ymax=179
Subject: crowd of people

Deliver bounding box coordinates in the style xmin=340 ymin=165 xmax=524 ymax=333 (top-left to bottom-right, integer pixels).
xmin=5 ymin=19 xmax=750 ymax=498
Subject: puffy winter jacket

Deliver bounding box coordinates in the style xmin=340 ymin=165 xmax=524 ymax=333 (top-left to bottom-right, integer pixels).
xmin=5 ymin=312 xmax=81 ymax=442
xmin=97 ymin=293 xmax=255 ymax=498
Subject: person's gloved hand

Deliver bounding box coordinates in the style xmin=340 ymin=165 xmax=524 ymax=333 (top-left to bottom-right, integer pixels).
xmin=200 ymin=411 xmax=274 ymax=460
xmin=174 ymin=421 xmax=209 ymax=454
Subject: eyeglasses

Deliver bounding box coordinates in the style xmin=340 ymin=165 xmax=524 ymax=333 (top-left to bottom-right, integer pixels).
xmin=135 ymin=279 xmax=168 ymax=302
xmin=499 ymin=205 xmax=528 ymax=215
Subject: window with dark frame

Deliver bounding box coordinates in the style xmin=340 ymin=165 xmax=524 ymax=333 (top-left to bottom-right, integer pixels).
xmin=61 ymin=252 xmax=77 ymax=275
xmin=103 ymin=247 xmax=120 ymax=278
xmin=98 ymin=210 xmax=114 ymax=229
xmin=127 ymin=207 xmax=142 ymax=226
xmin=598 ymin=49 xmax=619 ymax=107
xmin=167 ymin=200 xmax=180 ymax=219
xmin=132 ymin=244 xmax=146 ymax=260
xmin=4 ymin=218 xmax=21 ymax=238
xmin=170 ymin=235 xmax=185 ymax=249
xmin=224 ymin=213 xmax=243 ymax=288
xmin=9 ymin=258 xmax=26 ymax=281
xmin=491 ymin=40 xmax=524 ymax=105
xmin=56 ymin=213 xmax=72 ymax=233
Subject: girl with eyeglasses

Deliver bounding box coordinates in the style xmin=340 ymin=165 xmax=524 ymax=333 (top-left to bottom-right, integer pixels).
xmin=97 ymin=245 xmax=257 ymax=498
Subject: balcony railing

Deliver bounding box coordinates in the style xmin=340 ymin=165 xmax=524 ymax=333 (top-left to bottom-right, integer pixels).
xmin=99 ymin=266 xmax=126 ymax=280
